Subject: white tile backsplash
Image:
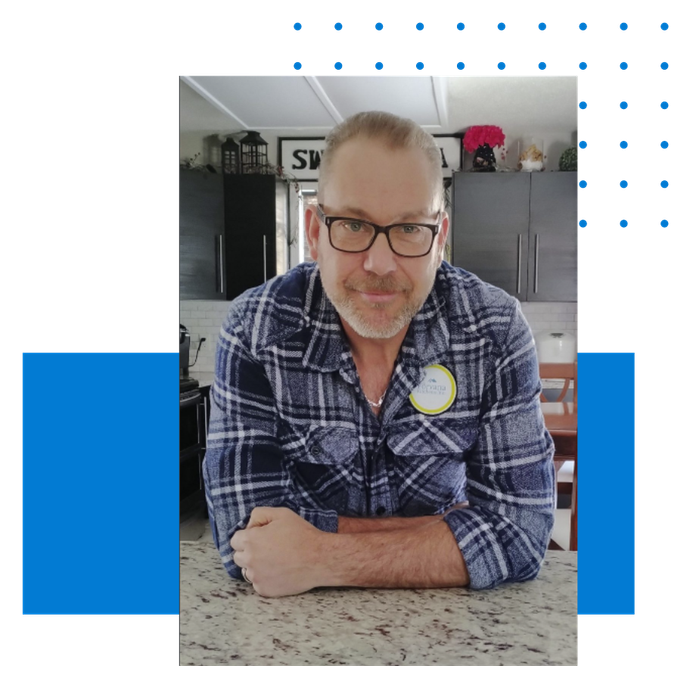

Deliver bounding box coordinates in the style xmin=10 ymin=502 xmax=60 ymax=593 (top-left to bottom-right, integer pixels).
xmin=180 ymin=298 xmax=577 ymax=375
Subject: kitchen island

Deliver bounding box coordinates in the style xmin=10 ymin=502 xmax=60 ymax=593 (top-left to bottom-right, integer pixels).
xmin=180 ymin=542 xmax=577 ymax=666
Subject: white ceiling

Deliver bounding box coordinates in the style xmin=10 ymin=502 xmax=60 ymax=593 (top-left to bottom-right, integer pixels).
xmin=180 ymin=75 xmax=577 ymax=137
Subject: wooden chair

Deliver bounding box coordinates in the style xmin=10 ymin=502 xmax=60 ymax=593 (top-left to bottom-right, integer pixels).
xmin=540 ymin=362 xmax=577 ymax=552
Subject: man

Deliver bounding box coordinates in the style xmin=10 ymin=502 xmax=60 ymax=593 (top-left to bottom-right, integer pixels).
xmin=203 ymin=111 xmax=555 ymax=598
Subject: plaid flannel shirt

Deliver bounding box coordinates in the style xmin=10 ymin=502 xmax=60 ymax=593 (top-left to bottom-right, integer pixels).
xmin=203 ymin=260 xmax=555 ymax=590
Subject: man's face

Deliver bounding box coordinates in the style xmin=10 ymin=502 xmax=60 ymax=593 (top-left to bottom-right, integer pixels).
xmin=306 ymin=136 xmax=449 ymax=340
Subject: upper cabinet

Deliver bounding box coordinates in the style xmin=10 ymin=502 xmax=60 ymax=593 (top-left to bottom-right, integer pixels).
xmin=180 ymin=170 xmax=289 ymax=302
xmin=451 ymin=172 xmax=577 ymax=302
xmin=179 ymin=168 xmax=225 ymax=300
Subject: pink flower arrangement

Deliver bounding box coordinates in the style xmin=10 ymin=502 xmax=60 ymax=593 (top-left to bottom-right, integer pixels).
xmin=463 ymin=125 xmax=506 ymax=153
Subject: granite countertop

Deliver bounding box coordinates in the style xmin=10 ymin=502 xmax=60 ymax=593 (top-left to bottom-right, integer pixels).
xmin=181 ymin=542 xmax=577 ymax=666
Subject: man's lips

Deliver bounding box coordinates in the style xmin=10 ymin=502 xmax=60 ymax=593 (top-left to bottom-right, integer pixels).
xmin=358 ymin=290 xmax=400 ymax=304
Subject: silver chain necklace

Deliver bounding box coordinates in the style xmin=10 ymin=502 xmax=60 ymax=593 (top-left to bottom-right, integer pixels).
xmin=365 ymin=390 xmax=387 ymax=409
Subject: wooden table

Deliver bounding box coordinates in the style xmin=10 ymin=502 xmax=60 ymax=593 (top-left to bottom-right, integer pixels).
xmin=541 ymin=401 xmax=577 ymax=550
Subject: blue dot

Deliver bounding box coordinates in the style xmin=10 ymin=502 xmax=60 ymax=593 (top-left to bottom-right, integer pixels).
xmin=620 ymin=220 xmax=628 ymax=227
xmin=579 ymin=62 xmax=587 ymax=70
xmin=620 ymin=141 xmax=628 ymax=148
xmin=620 ymin=62 xmax=628 ymax=70
xmin=294 ymin=62 xmax=302 ymax=70
xmin=579 ymin=141 xmax=587 ymax=149
xmin=539 ymin=62 xmax=546 ymax=70
xmin=457 ymin=62 xmax=465 ymax=70
xmin=661 ymin=141 xmax=669 ymax=149
xmin=539 ymin=23 xmax=546 ymax=30
xmin=620 ymin=101 xmax=628 ymax=109
xmin=579 ymin=23 xmax=587 ymax=30
xmin=498 ymin=23 xmax=506 ymax=30
xmin=457 ymin=23 xmax=465 ymax=30
xmin=416 ymin=22 xmax=424 ymax=30
xmin=620 ymin=180 xmax=628 ymax=188
xmin=661 ymin=180 xmax=669 ymax=188
xmin=294 ymin=22 xmax=301 ymax=30
xmin=579 ymin=181 xmax=587 ymax=188
xmin=375 ymin=22 xmax=383 ymax=30
xmin=620 ymin=23 xmax=628 ymax=30
xmin=661 ymin=101 xmax=669 ymax=109
xmin=335 ymin=22 xmax=342 ymax=31
xmin=661 ymin=23 xmax=669 ymax=30
xmin=416 ymin=62 xmax=424 ymax=70
xmin=498 ymin=62 xmax=506 ymax=70
xmin=661 ymin=220 xmax=669 ymax=227
xmin=579 ymin=101 xmax=587 ymax=109
xmin=579 ymin=220 xmax=587 ymax=227
xmin=661 ymin=62 xmax=669 ymax=70
xmin=334 ymin=62 xmax=342 ymax=70
xmin=375 ymin=62 xmax=383 ymax=70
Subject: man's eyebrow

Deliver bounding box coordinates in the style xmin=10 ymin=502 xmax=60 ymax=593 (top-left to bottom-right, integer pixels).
xmin=338 ymin=207 xmax=435 ymax=223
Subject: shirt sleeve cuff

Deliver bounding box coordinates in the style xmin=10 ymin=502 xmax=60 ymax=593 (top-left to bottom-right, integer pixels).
xmin=443 ymin=508 xmax=544 ymax=590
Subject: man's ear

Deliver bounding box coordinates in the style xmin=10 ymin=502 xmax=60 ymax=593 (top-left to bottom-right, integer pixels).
xmin=304 ymin=205 xmax=320 ymax=262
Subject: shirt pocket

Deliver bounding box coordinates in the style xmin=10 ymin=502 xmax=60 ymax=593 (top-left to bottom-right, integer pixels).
xmin=386 ymin=418 xmax=478 ymax=515
xmin=282 ymin=425 xmax=359 ymax=512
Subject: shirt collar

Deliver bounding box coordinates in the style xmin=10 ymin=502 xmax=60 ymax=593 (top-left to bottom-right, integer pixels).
xmin=301 ymin=265 xmax=450 ymax=374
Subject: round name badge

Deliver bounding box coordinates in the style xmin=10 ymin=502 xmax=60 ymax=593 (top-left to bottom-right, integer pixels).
xmin=409 ymin=364 xmax=457 ymax=415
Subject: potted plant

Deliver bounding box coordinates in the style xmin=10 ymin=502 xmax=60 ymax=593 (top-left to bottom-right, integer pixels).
xmin=463 ymin=125 xmax=506 ymax=172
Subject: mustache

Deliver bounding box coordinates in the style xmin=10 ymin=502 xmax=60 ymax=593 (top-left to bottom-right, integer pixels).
xmin=345 ymin=276 xmax=410 ymax=294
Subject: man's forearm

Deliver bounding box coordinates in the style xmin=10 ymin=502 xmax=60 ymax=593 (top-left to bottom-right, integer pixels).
xmin=337 ymin=515 xmax=441 ymax=533
xmin=320 ymin=519 xmax=470 ymax=589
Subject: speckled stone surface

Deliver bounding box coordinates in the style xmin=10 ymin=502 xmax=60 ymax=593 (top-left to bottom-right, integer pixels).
xmin=181 ymin=542 xmax=577 ymax=666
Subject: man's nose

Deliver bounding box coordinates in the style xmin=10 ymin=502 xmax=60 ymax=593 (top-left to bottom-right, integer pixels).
xmin=363 ymin=232 xmax=397 ymax=275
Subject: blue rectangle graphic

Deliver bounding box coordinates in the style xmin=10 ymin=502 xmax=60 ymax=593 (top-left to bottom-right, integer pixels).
xmin=578 ymin=352 xmax=635 ymax=614
xmin=23 ymin=353 xmax=179 ymax=614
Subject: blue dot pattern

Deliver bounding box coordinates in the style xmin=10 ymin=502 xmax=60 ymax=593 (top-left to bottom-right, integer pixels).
xmin=280 ymin=17 xmax=672 ymax=290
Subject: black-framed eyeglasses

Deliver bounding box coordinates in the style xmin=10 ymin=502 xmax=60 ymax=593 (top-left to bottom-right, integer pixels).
xmin=316 ymin=204 xmax=441 ymax=258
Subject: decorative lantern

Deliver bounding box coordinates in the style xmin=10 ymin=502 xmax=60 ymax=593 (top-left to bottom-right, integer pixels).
xmin=240 ymin=130 xmax=269 ymax=174
xmin=221 ymin=137 xmax=240 ymax=175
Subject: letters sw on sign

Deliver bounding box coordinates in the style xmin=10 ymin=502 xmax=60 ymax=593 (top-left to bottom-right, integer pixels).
xmin=292 ymin=149 xmax=325 ymax=171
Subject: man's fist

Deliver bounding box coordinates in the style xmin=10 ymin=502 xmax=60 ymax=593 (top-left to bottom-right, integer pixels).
xmin=230 ymin=507 xmax=330 ymax=597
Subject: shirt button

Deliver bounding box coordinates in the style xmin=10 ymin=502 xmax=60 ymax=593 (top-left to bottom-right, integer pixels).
xmin=310 ymin=445 xmax=322 ymax=456
xmin=376 ymin=506 xmax=386 ymax=516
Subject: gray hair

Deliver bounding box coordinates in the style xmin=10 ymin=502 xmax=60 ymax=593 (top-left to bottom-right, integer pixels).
xmin=317 ymin=111 xmax=444 ymax=212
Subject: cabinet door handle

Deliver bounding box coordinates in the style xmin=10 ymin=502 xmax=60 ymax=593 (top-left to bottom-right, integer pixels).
xmin=263 ymin=235 xmax=267 ymax=282
xmin=534 ymin=234 xmax=540 ymax=294
xmin=216 ymin=235 xmax=224 ymax=294
xmin=516 ymin=234 xmax=522 ymax=294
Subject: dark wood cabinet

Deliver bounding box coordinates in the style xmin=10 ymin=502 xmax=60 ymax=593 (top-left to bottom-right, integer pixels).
xmin=179 ymin=168 xmax=225 ymax=300
xmin=180 ymin=170 xmax=289 ymax=302
xmin=451 ymin=172 xmax=577 ymax=302
xmin=224 ymin=175 xmax=287 ymax=300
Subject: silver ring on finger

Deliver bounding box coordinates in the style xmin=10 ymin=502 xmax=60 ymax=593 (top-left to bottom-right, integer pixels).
xmin=241 ymin=567 xmax=250 ymax=582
